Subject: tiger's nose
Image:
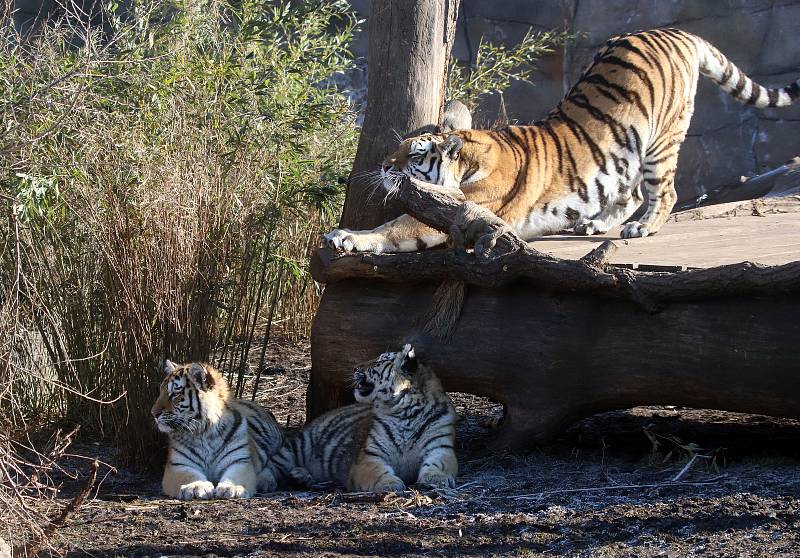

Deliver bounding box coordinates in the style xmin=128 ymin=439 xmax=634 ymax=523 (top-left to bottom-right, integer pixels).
xmin=151 ymin=408 xmax=162 ymax=419
xmin=382 ymin=165 xmax=392 ymax=173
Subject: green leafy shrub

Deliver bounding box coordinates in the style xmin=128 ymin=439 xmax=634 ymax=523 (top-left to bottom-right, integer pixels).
xmin=0 ymin=0 xmax=359 ymax=466
xmin=447 ymin=29 xmax=574 ymax=111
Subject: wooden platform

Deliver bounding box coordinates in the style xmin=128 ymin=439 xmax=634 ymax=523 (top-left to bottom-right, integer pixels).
xmin=529 ymin=198 xmax=800 ymax=269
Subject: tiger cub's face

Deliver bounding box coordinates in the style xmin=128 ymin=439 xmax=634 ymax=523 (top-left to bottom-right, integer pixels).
xmin=353 ymin=343 xmax=420 ymax=406
xmin=151 ymin=360 xmax=222 ymax=434
xmin=381 ymin=134 xmax=466 ymax=189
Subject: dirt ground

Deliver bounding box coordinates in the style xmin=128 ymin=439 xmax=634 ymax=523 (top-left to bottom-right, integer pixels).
xmin=44 ymin=338 xmax=800 ymax=557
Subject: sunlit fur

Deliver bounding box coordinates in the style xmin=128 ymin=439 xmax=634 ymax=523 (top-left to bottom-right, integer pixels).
xmin=268 ymin=344 xmax=458 ymax=492
xmin=324 ymin=28 xmax=800 ymax=252
xmin=152 ymin=360 xmax=284 ymax=500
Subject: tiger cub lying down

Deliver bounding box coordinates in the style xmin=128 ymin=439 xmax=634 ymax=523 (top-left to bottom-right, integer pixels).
xmin=325 ymin=28 xmax=800 ymax=252
xmin=152 ymin=360 xmax=284 ymax=499
xmin=269 ymin=342 xmax=458 ymax=492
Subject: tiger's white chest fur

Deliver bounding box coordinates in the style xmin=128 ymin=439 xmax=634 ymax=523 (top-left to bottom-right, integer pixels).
xmin=168 ymin=413 xmax=252 ymax=484
xmin=372 ymin=414 xmax=436 ymax=482
xmin=367 ymin=395 xmax=458 ymax=485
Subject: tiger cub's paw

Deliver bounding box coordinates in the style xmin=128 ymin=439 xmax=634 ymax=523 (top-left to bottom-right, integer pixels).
xmin=371 ymin=474 xmax=406 ymax=493
xmin=574 ymin=219 xmax=609 ymax=236
xmin=621 ymin=221 xmax=650 ymax=238
xmin=213 ymin=481 xmax=251 ymax=499
xmin=417 ymin=470 xmax=456 ymax=489
xmin=177 ymin=480 xmax=215 ymax=500
xmin=288 ymin=467 xmax=315 ymax=487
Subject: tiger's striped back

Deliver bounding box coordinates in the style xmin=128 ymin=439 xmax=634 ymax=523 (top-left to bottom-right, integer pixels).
xmin=152 ymin=361 xmax=284 ymax=499
xmin=269 ymin=404 xmax=373 ymax=487
xmin=322 ymin=28 xmax=799 ymax=254
xmin=270 ymin=343 xmax=458 ymax=492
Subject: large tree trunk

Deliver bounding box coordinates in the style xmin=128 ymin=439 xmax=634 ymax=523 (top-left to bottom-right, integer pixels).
xmin=339 ymin=0 xmax=459 ymax=230
xmin=308 ymin=0 xmax=460 ymax=418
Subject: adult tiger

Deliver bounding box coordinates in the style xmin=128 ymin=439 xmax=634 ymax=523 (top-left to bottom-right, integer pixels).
xmin=151 ymin=360 xmax=284 ymax=499
xmin=268 ymin=342 xmax=458 ymax=492
xmin=324 ymin=28 xmax=800 ymax=252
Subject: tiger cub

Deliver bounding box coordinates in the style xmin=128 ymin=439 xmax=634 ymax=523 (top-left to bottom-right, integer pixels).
xmin=151 ymin=360 xmax=283 ymax=499
xmin=269 ymin=343 xmax=458 ymax=492
xmin=324 ymin=28 xmax=800 ymax=252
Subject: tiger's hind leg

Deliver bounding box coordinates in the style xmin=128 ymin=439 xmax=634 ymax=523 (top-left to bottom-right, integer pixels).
xmin=287 ymin=466 xmax=314 ymax=487
xmin=575 ymin=184 xmax=643 ymax=236
xmin=622 ymin=113 xmax=691 ymax=239
xmin=256 ymin=464 xmax=279 ymax=493
xmin=621 ymin=164 xmax=677 ymax=238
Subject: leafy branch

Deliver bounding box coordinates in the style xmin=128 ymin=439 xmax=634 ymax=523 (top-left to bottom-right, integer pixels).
xmin=448 ymin=29 xmax=577 ymax=111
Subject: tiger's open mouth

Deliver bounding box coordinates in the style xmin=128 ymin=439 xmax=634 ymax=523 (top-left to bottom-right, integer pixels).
xmin=353 ymin=372 xmax=374 ymax=398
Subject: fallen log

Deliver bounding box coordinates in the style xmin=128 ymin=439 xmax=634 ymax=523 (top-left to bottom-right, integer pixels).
xmin=674 ymin=156 xmax=800 ymax=211
xmin=308 ymin=176 xmax=800 ymax=448
xmin=310 ymin=176 xmax=800 ymax=307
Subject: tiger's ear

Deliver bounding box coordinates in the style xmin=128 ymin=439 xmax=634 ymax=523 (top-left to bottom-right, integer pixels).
xmin=164 ymin=359 xmax=177 ymax=375
xmin=437 ymin=135 xmax=464 ymax=160
xmin=400 ymin=343 xmax=418 ymax=374
xmin=189 ymin=363 xmax=215 ymax=391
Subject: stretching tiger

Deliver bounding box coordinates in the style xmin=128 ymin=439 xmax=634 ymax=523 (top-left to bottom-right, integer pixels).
xmin=269 ymin=342 xmax=458 ymax=492
xmin=152 ymin=360 xmax=284 ymax=499
xmin=325 ymin=28 xmax=800 ymax=252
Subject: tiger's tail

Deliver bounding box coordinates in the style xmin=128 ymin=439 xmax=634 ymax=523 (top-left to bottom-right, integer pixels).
xmin=695 ymin=34 xmax=799 ymax=108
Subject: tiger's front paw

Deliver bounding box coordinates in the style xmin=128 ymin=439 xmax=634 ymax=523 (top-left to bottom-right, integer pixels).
xmin=575 ymin=219 xmax=609 ymax=236
xmin=621 ymin=221 xmax=650 ymax=238
xmin=323 ymin=229 xmax=384 ymax=253
xmin=371 ymin=475 xmax=406 ymax=493
xmin=177 ymin=480 xmax=215 ymax=500
xmin=213 ymin=481 xmax=251 ymax=499
xmin=417 ymin=470 xmax=456 ymax=489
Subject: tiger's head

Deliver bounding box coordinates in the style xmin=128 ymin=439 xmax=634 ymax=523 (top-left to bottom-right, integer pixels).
xmin=352 ymin=342 xmax=439 ymax=409
xmin=381 ymin=132 xmax=476 ymax=190
xmin=151 ymin=360 xmax=229 ymax=435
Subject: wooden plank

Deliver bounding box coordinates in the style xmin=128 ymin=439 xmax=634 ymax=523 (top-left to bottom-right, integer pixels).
xmin=529 ymin=211 xmax=800 ymax=269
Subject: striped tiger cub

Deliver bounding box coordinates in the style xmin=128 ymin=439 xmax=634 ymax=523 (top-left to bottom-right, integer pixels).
xmin=151 ymin=360 xmax=284 ymax=500
xmin=269 ymin=343 xmax=458 ymax=492
xmin=324 ymin=28 xmax=800 ymax=252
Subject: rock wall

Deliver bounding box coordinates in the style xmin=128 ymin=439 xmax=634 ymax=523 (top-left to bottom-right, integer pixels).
xmin=351 ymin=0 xmax=800 ymax=203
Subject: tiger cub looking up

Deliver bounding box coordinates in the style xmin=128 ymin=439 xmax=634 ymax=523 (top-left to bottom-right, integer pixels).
xmin=269 ymin=342 xmax=457 ymax=492
xmin=151 ymin=360 xmax=283 ymax=500
xmin=324 ymin=28 xmax=800 ymax=252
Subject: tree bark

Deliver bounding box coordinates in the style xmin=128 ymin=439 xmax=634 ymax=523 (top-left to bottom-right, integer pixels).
xmin=312 ymin=176 xmax=800 ymax=307
xmin=312 ymin=280 xmax=800 ymax=449
xmin=309 ymin=0 xmax=460 ymax=419
xmin=674 ymin=156 xmax=800 ymax=212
